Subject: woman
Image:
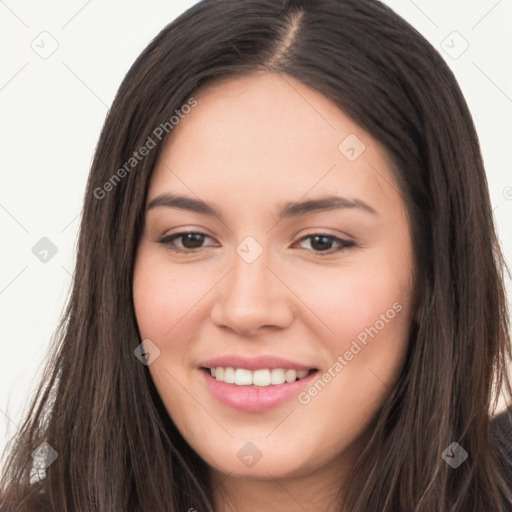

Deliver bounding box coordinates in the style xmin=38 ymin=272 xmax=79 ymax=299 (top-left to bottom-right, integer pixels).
xmin=1 ymin=0 xmax=511 ymax=510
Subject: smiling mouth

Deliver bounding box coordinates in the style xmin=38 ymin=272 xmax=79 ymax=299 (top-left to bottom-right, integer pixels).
xmin=201 ymin=367 xmax=318 ymax=387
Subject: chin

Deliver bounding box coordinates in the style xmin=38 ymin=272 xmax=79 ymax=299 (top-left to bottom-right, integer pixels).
xmin=192 ymin=434 xmax=333 ymax=480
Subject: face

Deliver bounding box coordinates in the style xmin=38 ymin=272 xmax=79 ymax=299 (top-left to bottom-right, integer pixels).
xmin=133 ymin=72 xmax=416 ymax=481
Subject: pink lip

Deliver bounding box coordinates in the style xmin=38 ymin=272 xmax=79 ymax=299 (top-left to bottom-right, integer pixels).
xmin=199 ymin=355 xmax=315 ymax=371
xmin=200 ymin=369 xmax=317 ymax=412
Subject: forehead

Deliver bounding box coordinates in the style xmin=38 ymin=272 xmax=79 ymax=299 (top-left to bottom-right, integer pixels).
xmin=148 ymin=72 xmax=401 ymax=220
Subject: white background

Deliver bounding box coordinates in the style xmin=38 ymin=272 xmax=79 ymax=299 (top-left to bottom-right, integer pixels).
xmin=1 ymin=0 xmax=511 ymax=461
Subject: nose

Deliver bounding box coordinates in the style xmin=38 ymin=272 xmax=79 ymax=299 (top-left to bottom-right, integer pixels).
xmin=209 ymin=249 xmax=294 ymax=337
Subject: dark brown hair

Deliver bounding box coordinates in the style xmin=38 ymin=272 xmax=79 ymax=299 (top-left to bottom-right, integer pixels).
xmin=1 ymin=0 xmax=511 ymax=510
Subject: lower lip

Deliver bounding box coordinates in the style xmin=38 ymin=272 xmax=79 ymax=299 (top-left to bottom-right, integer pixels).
xmin=200 ymin=369 xmax=317 ymax=412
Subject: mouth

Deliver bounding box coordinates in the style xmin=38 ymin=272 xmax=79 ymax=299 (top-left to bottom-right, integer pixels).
xmin=201 ymin=366 xmax=317 ymax=387
xmin=198 ymin=357 xmax=319 ymax=411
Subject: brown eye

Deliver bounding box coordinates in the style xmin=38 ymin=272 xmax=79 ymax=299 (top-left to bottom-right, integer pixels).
xmin=158 ymin=232 xmax=216 ymax=252
xmin=295 ymin=234 xmax=355 ymax=254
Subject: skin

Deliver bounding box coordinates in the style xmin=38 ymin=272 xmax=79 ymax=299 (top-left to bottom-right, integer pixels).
xmin=133 ymin=72 xmax=417 ymax=512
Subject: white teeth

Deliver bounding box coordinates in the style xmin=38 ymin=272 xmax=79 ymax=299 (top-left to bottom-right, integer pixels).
xmin=252 ymin=369 xmax=271 ymax=387
xmin=224 ymin=367 xmax=235 ymax=384
xmin=285 ymin=369 xmax=297 ymax=383
xmin=270 ymin=368 xmax=286 ymax=385
xmin=234 ymin=368 xmax=252 ymax=386
xmin=208 ymin=367 xmax=312 ymax=386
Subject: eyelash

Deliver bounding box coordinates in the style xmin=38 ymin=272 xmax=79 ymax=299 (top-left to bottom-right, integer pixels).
xmin=157 ymin=232 xmax=355 ymax=255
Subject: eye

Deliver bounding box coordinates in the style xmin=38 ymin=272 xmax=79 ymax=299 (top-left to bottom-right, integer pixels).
xmin=157 ymin=232 xmax=217 ymax=253
xmin=157 ymin=231 xmax=355 ymax=255
xmin=294 ymin=234 xmax=355 ymax=254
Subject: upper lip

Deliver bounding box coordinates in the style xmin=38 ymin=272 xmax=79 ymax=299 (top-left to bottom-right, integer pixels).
xmin=199 ymin=355 xmax=316 ymax=371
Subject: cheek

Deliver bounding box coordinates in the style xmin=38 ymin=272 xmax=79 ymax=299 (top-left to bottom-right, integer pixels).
xmin=132 ymin=251 xmax=205 ymax=426
xmin=132 ymin=249 xmax=211 ymax=341
xmin=292 ymin=260 xmax=411 ymax=348
xmin=293 ymin=261 xmax=412 ymax=412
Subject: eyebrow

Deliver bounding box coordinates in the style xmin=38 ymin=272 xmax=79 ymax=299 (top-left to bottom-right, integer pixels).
xmin=146 ymin=193 xmax=378 ymax=219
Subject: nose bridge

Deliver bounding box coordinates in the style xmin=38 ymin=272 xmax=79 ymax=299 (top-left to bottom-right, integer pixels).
xmin=230 ymin=247 xmax=270 ymax=300
xmin=210 ymin=241 xmax=293 ymax=334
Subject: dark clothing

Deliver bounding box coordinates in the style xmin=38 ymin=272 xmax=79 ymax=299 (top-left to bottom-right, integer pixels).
xmin=492 ymin=406 xmax=512 ymax=507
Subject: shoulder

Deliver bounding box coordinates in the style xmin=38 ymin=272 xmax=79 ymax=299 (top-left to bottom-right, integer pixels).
xmin=492 ymin=407 xmax=512 ymax=450
xmin=492 ymin=407 xmax=512 ymax=488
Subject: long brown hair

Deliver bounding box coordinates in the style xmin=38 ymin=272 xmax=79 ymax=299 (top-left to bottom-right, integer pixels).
xmin=1 ymin=0 xmax=511 ymax=510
